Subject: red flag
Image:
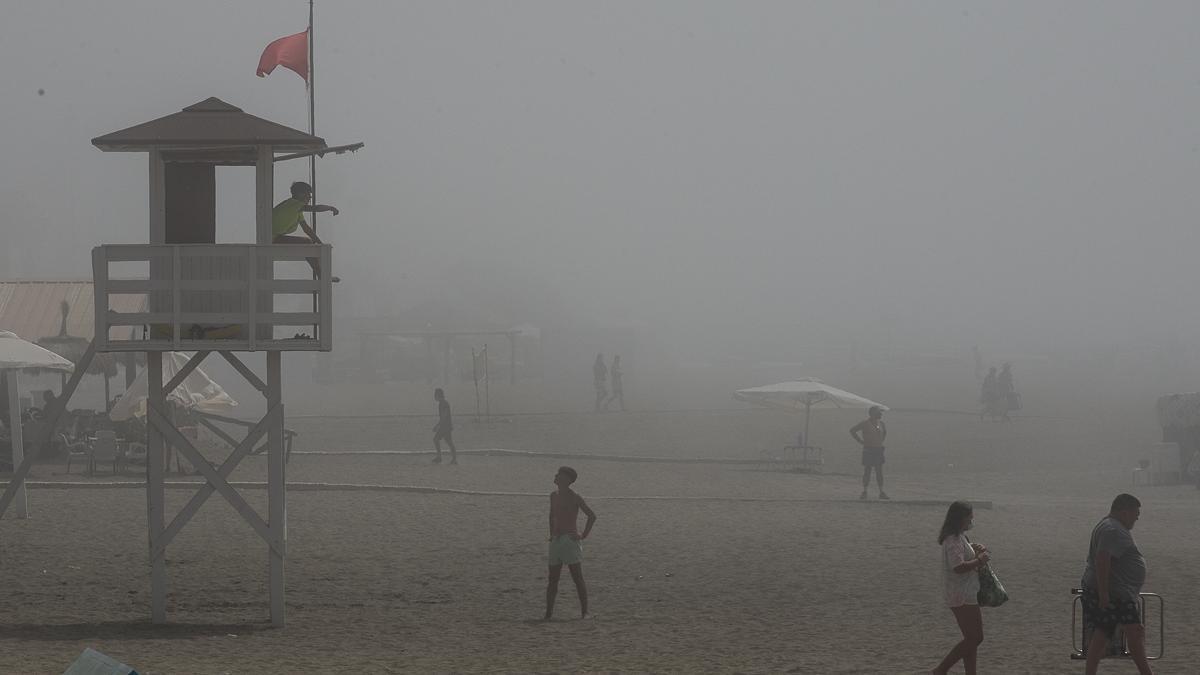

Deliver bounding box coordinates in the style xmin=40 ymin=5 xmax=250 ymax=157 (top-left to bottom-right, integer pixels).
xmin=256 ymin=30 xmax=309 ymax=81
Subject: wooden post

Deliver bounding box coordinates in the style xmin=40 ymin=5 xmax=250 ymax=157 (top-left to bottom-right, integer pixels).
xmin=509 ymin=332 xmax=517 ymax=385
xmin=255 ymin=145 xmax=274 ymax=343
xmin=442 ymin=335 xmax=450 ymax=386
xmin=5 ymin=371 xmax=28 ymax=519
xmin=147 ymin=352 xmax=167 ymax=623
xmin=124 ymin=353 xmax=137 ymax=389
xmin=471 ymin=348 xmax=480 ymax=422
xmin=425 ymin=336 xmax=434 ymax=384
xmin=255 ymin=145 xmax=274 ymax=245
xmin=149 ymin=149 xmax=166 ymax=244
xmin=267 ymin=351 xmax=286 ymax=627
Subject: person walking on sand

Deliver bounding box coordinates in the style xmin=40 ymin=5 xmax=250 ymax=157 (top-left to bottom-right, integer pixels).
xmin=932 ymin=501 xmax=989 ymax=675
xmin=431 ymin=388 xmax=457 ymax=465
xmin=998 ymin=362 xmax=1017 ymax=422
xmin=604 ymin=355 xmax=625 ymax=412
xmin=593 ymin=353 xmax=608 ymax=413
xmin=850 ymin=406 xmax=889 ymax=500
xmin=544 ymin=466 xmax=596 ymax=620
xmin=980 ymin=367 xmax=999 ymax=421
xmin=1081 ymin=494 xmax=1153 ymax=675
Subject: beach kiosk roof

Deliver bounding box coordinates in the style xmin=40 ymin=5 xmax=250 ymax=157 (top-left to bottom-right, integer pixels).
xmin=91 ymin=97 xmax=326 ymax=164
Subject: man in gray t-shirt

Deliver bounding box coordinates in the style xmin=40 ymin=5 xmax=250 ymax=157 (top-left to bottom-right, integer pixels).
xmin=1080 ymin=493 xmax=1153 ymax=675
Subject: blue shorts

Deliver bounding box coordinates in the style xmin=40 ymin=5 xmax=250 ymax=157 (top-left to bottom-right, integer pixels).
xmin=862 ymin=447 xmax=885 ymax=466
xmin=548 ymin=534 xmax=583 ymax=566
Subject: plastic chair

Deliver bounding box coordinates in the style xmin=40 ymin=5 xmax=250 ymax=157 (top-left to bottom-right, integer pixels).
xmin=63 ymin=433 xmax=92 ymax=475
xmin=88 ymin=430 xmax=121 ymax=475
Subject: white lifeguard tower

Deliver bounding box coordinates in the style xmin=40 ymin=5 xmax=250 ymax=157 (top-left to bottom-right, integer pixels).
xmin=0 ymin=97 xmax=354 ymax=627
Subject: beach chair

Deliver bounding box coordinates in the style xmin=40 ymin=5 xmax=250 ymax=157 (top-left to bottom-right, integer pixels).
xmin=783 ymin=444 xmax=823 ymax=472
xmin=88 ymin=430 xmax=122 ymax=475
xmin=63 ymin=433 xmax=92 ymax=475
xmin=1069 ymin=588 xmax=1164 ymax=661
xmin=762 ymin=442 xmax=824 ymax=472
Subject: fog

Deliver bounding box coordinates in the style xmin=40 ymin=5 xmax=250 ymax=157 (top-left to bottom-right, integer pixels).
xmin=8 ymin=6 xmax=1200 ymax=670
xmin=4 ymin=1 xmax=1200 ymax=410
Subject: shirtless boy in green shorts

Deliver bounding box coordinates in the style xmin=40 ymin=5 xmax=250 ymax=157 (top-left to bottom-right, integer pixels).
xmin=544 ymin=466 xmax=597 ymax=620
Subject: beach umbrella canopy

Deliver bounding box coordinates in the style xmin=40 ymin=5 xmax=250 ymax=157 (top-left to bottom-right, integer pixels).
xmin=109 ymin=352 xmax=236 ymax=421
xmin=0 ymin=331 xmax=75 ymax=372
xmin=733 ymin=378 xmax=888 ymax=445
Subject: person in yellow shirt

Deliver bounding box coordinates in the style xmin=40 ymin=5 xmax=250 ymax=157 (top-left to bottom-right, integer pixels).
xmin=272 ymin=181 xmax=340 ymax=279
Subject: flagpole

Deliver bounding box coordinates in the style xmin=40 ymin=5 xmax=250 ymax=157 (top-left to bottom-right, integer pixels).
xmin=308 ymin=0 xmax=317 ymax=235
xmin=308 ymin=0 xmax=319 ymax=338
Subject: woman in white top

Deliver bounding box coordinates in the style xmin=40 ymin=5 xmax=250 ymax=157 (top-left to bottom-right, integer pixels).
xmin=932 ymin=501 xmax=990 ymax=675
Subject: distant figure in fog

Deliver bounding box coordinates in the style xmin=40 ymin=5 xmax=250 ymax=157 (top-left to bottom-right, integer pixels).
xmin=980 ymin=367 xmax=999 ymax=422
xmin=997 ymin=363 xmax=1017 ymax=422
xmin=431 ymin=388 xmax=457 ymax=464
xmin=544 ymin=466 xmax=596 ymax=620
xmin=849 ymin=406 xmax=888 ymax=500
xmin=593 ymin=354 xmax=607 ymax=413
xmin=604 ymin=355 xmax=625 ymax=412
xmin=932 ymin=501 xmax=989 ymax=675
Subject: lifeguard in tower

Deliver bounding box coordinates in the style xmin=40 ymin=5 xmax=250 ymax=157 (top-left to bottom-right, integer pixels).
xmin=272 ymin=180 xmax=340 ymax=281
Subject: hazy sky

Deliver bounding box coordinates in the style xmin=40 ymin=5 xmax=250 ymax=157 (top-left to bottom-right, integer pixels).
xmin=3 ymin=1 xmax=1200 ymax=358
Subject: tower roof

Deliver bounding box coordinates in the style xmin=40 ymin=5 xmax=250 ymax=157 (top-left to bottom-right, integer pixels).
xmin=92 ymin=97 xmax=326 ymax=154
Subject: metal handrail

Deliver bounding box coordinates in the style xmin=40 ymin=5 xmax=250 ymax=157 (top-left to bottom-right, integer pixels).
xmin=1070 ymin=588 xmax=1164 ymax=660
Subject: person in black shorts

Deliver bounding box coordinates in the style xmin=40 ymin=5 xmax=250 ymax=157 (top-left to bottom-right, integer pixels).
xmin=849 ymin=406 xmax=888 ymax=500
xmin=1080 ymin=493 xmax=1152 ymax=675
xmin=432 ymin=388 xmax=457 ymax=465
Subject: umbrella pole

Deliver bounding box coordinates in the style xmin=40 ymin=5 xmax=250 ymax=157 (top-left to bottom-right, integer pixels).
xmin=804 ymin=402 xmax=811 ymax=448
xmin=6 ymin=371 xmax=29 ymax=518
xmin=103 ymin=374 xmax=111 ymax=413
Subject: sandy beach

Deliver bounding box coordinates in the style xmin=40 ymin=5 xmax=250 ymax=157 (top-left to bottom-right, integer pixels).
xmin=1 ymin=403 xmax=1197 ymax=674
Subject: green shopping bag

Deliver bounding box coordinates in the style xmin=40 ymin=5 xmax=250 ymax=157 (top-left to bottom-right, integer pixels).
xmin=977 ymin=564 xmax=1009 ymax=607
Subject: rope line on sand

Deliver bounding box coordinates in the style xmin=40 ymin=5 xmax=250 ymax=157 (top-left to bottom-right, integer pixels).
xmin=287 ymin=408 xmax=768 ymax=420
xmin=19 ymin=480 xmax=990 ymax=508
xmin=274 ymin=408 xmax=1069 ymax=421
xmin=292 ymin=447 xmax=785 ymax=465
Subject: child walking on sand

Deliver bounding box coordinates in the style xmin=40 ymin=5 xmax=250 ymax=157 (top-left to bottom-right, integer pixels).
xmin=544 ymin=466 xmax=597 ymax=620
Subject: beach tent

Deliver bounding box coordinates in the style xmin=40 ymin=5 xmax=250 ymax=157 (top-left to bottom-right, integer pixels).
xmin=0 ymin=331 xmax=74 ymax=518
xmin=109 ymin=352 xmax=236 ymax=421
xmin=733 ymin=378 xmax=888 ymax=446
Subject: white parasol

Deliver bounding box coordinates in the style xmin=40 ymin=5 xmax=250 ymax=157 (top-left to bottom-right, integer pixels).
xmin=734 ymin=378 xmax=888 ymax=446
xmin=0 ymin=331 xmax=74 ymax=518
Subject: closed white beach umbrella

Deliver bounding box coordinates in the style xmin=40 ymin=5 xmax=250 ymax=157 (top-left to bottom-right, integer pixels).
xmin=109 ymin=352 xmax=236 ymax=421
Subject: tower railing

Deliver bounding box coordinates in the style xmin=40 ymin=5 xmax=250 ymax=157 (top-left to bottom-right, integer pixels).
xmin=92 ymin=243 xmax=332 ymax=352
